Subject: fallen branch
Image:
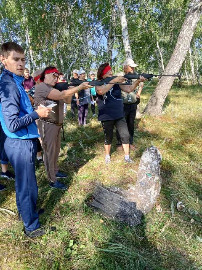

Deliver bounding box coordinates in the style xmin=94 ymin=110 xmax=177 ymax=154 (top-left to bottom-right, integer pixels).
xmin=0 ymin=208 xmax=16 ymax=216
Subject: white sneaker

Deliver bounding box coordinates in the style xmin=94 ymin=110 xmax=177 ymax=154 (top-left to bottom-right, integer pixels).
xmin=105 ymin=156 xmax=111 ymax=164
xmin=124 ymin=157 xmax=134 ymax=163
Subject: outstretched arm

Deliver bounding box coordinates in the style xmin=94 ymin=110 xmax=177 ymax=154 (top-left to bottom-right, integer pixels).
xmin=47 ymin=82 xmax=90 ymax=103
xmin=96 ymin=76 xmax=125 ymax=95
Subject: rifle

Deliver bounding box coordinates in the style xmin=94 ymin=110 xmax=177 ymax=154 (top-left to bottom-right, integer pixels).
xmin=69 ymin=73 xmax=181 ymax=87
xmin=54 ymin=73 xmax=181 ymax=91
xmin=124 ymin=73 xmax=181 ymax=81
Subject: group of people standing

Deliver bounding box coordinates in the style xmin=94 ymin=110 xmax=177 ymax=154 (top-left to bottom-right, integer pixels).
xmin=0 ymin=41 xmax=146 ymax=238
xmin=70 ymin=69 xmax=97 ymax=125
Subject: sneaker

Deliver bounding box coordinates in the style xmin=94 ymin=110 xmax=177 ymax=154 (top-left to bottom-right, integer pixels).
xmin=50 ymin=181 xmax=67 ymax=190
xmin=24 ymin=227 xmax=46 ymax=238
xmin=124 ymin=157 xmax=134 ymax=163
xmin=0 ymin=171 xmax=15 ymax=180
xmin=105 ymin=156 xmax=111 ymax=164
xmin=55 ymin=171 xmax=68 ymax=178
xmin=0 ymin=184 xmax=6 ymax=191
xmin=24 ymin=226 xmax=56 ymax=238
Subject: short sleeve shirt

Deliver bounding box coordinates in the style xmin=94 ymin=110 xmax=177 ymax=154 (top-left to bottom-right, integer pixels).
xmin=34 ymin=82 xmax=64 ymax=124
xmin=97 ymin=84 xmax=124 ymax=121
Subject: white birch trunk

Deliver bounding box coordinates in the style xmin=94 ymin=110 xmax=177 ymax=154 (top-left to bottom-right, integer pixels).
xmin=144 ymin=0 xmax=202 ymax=116
xmin=108 ymin=0 xmax=116 ymax=65
xmin=189 ymin=47 xmax=196 ymax=83
xmin=184 ymin=60 xmax=190 ymax=83
xmin=156 ymin=40 xmax=165 ymax=72
xmin=117 ymin=0 xmax=132 ymax=58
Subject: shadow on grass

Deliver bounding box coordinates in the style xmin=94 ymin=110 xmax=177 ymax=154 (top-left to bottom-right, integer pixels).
xmin=37 ymin=115 xmax=104 ymax=226
xmin=0 ymin=178 xmax=15 ymax=207
xmin=75 ymin=198 xmax=200 ymax=270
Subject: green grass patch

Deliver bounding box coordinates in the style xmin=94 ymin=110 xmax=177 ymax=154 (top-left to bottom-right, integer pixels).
xmin=0 ymin=84 xmax=201 ymax=269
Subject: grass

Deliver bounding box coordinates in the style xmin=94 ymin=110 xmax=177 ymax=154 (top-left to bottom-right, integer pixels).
xmin=0 ymin=82 xmax=201 ymax=270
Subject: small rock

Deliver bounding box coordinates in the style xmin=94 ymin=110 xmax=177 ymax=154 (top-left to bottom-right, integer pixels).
xmin=196 ymin=236 xmax=202 ymax=243
xmin=176 ymin=201 xmax=185 ymax=211
xmin=156 ymin=204 xmax=162 ymax=213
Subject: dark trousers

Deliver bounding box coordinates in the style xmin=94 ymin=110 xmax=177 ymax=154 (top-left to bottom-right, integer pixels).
xmin=102 ymin=118 xmax=130 ymax=145
xmin=116 ymin=103 xmax=138 ymax=145
xmin=71 ymin=97 xmax=77 ymax=117
xmin=0 ymin=125 xmax=9 ymax=164
xmin=5 ymin=137 xmax=40 ymax=231
xmin=78 ymin=104 xmax=88 ymax=126
xmin=91 ymin=96 xmax=97 ymax=115
xmin=37 ymin=138 xmax=42 ymax=152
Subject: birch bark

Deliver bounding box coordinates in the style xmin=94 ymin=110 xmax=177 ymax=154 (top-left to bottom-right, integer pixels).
xmin=144 ymin=0 xmax=202 ymax=116
xmin=117 ymin=0 xmax=132 ymax=58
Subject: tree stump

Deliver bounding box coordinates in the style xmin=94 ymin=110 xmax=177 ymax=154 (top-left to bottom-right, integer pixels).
xmin=90 ymin=185 xmax=143 ymax=226
xmin=89 ymin=146 xmax=162 ymax=226
xmin=123 ymin=146 xmax=162 ymax=214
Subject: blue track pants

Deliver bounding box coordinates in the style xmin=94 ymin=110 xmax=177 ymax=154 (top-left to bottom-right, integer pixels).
xmin=5 ymin=137 xmax=40 ymax=231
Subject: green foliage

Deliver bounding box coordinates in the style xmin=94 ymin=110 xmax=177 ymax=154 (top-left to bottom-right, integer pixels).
xmin=1 ymin=0 xmax=200 ymax=77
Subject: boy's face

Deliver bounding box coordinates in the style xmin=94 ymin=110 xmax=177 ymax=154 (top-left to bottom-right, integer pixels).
xmin=1 ymin=50 xmax=25 ymax=76
xmin=90 ymin=74 xmax=95 ymax=80
xmin=24 ymin=69 xmax=30 ymax=79
xmin=73 ymin=73 xmax=78 ymax=79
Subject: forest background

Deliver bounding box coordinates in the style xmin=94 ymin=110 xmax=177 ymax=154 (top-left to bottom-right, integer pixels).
xmin=0 ymin=1 xmax=201 ymax=270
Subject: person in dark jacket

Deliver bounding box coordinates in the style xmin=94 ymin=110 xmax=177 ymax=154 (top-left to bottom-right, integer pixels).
xmin=70 ymin=69 xmax=79 ymax=118
xmin=116 ymin=58 xmax=144 ymax=150
xmin=75 ymin=69 xmax=91 ymax=126
xmin=0 ymin=42 xmax=51 ymax=238
xmin=95 ymin=63 xmax=146 ymax=164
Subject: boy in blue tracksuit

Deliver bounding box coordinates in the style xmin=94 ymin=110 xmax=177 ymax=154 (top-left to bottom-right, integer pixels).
xmin=0 ymin=42 xmax=51 ymax=238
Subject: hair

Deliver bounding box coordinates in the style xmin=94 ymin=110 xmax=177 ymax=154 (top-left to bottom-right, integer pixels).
xmin=32 ymin=69 xmax=43 ymax=78
xmin=97 ymin=63 xmax=109 ymax=80
xmin=40 ymin=66 xmax=56 ymax=82
xmin=0 ymin=42 xmax=24 ymax=57
xmin=24 ymin=68 xmax=29 ymax=72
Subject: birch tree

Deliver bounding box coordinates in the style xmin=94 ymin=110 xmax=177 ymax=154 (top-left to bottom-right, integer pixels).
xmin=144 ymin=0 xmax=202 ymax=116
xmin=117 ymin=0 xmax=132 ymax=59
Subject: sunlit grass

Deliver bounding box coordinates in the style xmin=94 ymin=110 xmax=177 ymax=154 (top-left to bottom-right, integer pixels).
xmin=0 ymin=84 xmax=201 ymax=269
